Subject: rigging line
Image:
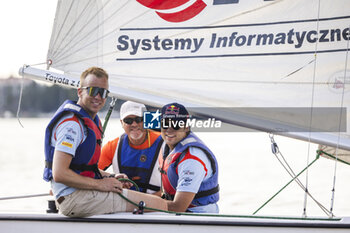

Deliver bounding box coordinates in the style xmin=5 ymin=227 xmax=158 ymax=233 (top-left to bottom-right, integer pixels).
xmin=272 ymin=151 xmax=332 ymax=216
xmin=255 ymin=141 xmax=331 ymax=216
xmin=26 ymin=62 xmax=47 ymax=67
xmin=49 ymin=0 xmax=94 ymax=58
xmin=0 ymin=193 xmax=50 ymax=201
xmin=49 ymin=0 xmax=75 ymax=54
xmin=16 ymin=61 xmax=46 ymax=128
xmin=302 ymin=0 xmax=321 ymax=218
xmin=16 ymin=65 xmax=26 ymax=128
xmin=330 ymin=24 xmax=350 ymax=215
xmin=269 ymin=135 xmax=332 ymax=216
xmin=102 ymin=97 xmax=117 ymax=139
xmin=51 ymin=0 xmax=113 ymax=59
xmin=52 ymin=0 xmax=134 ymax=62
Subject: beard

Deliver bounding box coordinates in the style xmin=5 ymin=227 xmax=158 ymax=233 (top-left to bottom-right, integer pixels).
xmin=129 ymin=128 xmax=145 ymax=141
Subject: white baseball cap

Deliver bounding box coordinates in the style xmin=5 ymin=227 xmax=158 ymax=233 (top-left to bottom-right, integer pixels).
xmin=120 ymin=101 xmax=146 ymax=120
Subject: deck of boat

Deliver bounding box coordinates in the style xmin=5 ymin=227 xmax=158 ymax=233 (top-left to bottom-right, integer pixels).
xmin=1 ymin=212 xmax=350 ymax=233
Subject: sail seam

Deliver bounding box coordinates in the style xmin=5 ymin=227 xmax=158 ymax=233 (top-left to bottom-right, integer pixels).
xmin=49 ymin=0 xmax=75 ymax=55
xmin=50 ymin=0 xmax=113 ymax=59
xmin=50 ymin=0 xmax=94 ymax=58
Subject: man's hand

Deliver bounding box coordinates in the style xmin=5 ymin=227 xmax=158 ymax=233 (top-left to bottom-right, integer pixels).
xmin=115 ymin=173 xmax=133 ymax=189
xmin=97 ymin=177 xmax=123 ymax=193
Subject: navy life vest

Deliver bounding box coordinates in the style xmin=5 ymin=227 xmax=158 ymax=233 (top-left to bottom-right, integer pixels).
xmin=159 ymin=132 xmax=219 ymax=207
xmin=43 ymin=100 xmax=103 ymax=181
xmin=113 ymin=133 xmax=163 ymax=193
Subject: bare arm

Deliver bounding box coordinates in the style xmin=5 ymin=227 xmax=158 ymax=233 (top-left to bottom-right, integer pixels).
xmin=166 ymin=191 xmax=196 ymax=212
xmin=52 ymin=150 xmax=123 ymax=193
xmin=153 ymin=190 xmax=162 ymax=197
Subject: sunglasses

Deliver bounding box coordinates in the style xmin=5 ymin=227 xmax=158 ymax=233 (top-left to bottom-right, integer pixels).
xmin=123 ymin=116 xmax=143 ymax=125
xmin=82 ymin=86 xmax=109 ymax=99
xmin=161 ymin=119 xmax=184 ymax=130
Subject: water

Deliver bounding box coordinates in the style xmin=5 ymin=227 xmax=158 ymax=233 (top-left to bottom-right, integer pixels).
xmin=0 ymin=118 xmax=349 ymax=217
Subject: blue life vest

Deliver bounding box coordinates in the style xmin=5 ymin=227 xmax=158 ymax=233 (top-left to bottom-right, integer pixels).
xmin=159 ymin=132 xmax=219 ymax=207
xmin=43 ymin=100 xmax=103 ymax=181
xmin=116 ymin=133 xmax=163 ymax=193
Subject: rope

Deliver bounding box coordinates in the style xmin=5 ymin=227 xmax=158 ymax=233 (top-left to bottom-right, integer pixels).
xmin=318 ymin=150 xmax=350 ymax=166
xmin=16 ymin=61 xmax=53 ymax=128
xmin=116 ymin=178 xmax=340 ymax=221
xmin=0 ymin=193 xmax=50 ymax=201
xmin=118 ymin=178 xmax=140 ymax=192
xmin=302 ymin=0 xmax=322 ymax=218
xmin=102 ymin=97 xmax=117 ymax=138
xmin=16 ymin=65 xmax=26 ymax=128
xmin=255 ymin=135 xmax=333 ymax=217
xmin=329 ymin=24 xmax=350 ymax=215
xmin=253 ymin=155 xmax=319 ymax=215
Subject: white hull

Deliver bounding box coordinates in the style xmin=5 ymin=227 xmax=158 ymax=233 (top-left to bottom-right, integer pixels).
xmin=1 ymin=212 xmax=350 ymax=233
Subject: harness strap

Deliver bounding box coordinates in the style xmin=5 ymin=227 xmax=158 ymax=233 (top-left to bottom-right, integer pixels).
xmin=117 ymin=134 xmax=126 ymax=171
xmin=134 ymin=182 xmax=160 ymax=192
xmin=194 ymin=185 xmax=220 ymax=199
xmin=163 ymin=184 xmax=220 ymax=201
xmin=97 ymin=139 xmax=102 ymax=146
xmin=45 ymin=161 xmax=102 ymax=179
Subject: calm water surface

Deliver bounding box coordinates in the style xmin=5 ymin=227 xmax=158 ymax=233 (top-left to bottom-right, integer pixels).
xmin=0 ymin=118 xmax=349 ymax=217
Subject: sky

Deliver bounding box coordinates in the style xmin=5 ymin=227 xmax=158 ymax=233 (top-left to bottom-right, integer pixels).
xmin=0 ymin=0 xmax=57 ymax=78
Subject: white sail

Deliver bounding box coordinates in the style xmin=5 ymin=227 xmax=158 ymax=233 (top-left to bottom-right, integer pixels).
xmin=20 ymin=0 xmax=350 ymax=152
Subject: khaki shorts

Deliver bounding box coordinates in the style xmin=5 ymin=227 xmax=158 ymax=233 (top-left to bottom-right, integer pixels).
xmin=56 ymin=189 xmax=128 ymax=217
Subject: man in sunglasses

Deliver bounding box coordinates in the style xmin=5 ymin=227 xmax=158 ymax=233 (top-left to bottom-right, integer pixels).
xmin=99 ymin=101 xmax=163 ymax=195
xmin=44 ymin=67 xmax=167 ymax=217
xmin=159 ymin=103 xmax=220 ymax=213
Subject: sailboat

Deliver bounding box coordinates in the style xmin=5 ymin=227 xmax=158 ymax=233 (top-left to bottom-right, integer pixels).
xmin=1 ymin=0 xmax=350 ymax=231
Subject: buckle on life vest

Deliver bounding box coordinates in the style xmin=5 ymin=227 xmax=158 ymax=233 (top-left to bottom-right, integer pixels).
xmin=161 ymin=192 xmax=174 ymax=200
xmin=158 ymin=167 xmax=167 ymax=175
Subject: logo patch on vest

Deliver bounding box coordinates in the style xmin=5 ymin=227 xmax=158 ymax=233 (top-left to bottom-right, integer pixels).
xmin=64 ymin=103 xmax=81 ymax=112
xmin=61 ymin=141 xmax=73 ymax=148
xmin=140 ymin=154 xmax=147 ymax=162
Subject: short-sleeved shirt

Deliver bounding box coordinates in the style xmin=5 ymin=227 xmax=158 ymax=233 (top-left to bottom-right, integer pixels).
xmin=173 ymin=147 xmax=219 ymax=213
xmin=50 ymin=113 xmax=87 ymax=199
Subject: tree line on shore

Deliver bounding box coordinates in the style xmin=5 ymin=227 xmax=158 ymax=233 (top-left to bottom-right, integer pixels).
xmin=0 ymin=77 xmax=122 ymax=118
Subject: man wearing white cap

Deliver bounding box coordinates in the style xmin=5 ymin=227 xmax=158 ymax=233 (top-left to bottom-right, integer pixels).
xmin=98 ymin=101 xmax=163 ymax=195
